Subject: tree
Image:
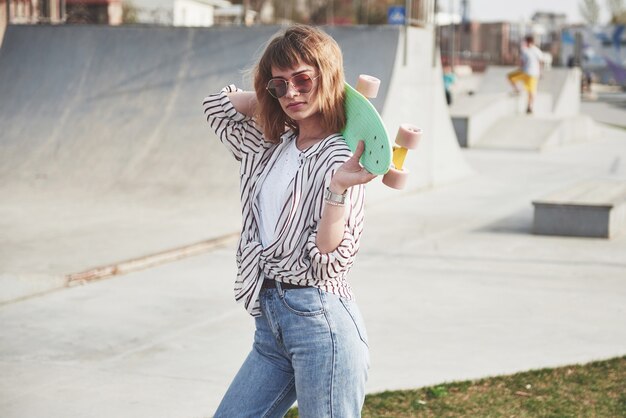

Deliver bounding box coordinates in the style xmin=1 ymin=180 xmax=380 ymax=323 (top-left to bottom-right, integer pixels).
xmin=122 ymin=0 xmax=139 ymax=24
xmin=606 ymin=0 xmax=626 ymax=23
xmin=579 ymin=0 xmax=600 ymax=24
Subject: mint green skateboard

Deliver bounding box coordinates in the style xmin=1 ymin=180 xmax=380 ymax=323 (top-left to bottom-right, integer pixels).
xmin=342 ymin=81 xmax=392 ymax=176
xmin=341 ymin=75 xmax=422 ymax=189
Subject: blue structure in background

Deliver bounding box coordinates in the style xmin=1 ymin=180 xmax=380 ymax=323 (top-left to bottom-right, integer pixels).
xmin=561 ymin=25 xmax=626 ymax=86
xmin=387 ymin=6 xmax=405 ymax=25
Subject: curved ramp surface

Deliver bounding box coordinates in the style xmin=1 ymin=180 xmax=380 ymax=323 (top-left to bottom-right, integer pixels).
xmin=0 ymin=24 xmax=469 ymax=302
xmin=0 ymin=24 xmax=398 ymax=193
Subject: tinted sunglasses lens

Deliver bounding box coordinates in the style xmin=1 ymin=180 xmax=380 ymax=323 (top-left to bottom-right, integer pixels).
xmin=267 ymin=80 xmax=287 ymax=98
xmin=293 ymin=74 xmax=313 ymax=92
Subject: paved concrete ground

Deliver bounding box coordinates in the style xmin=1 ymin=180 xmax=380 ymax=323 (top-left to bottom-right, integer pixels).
xmin=581 ymin=88 xmax=626 ymax=128
xmin=1 ymin=115 xmax=625 ymax=417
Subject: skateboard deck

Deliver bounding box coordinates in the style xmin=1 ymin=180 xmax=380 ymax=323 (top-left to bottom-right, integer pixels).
xmin=341 ymin=82 xmax=393 ymax=176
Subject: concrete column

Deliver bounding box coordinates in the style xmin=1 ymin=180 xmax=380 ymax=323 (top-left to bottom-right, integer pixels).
xmin=0 ymin=0 xmax=6 ymax=47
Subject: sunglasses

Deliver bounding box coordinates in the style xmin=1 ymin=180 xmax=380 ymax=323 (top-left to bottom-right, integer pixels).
xmin=266 ymin=73 xmax=320 ymax=99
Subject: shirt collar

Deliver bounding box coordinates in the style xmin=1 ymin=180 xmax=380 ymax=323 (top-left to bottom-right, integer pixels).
xmin=281 ymin=131 xmax=342 ymax=159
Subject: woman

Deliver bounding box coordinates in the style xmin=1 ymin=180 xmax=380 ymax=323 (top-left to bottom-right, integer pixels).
xmin=203 ymin=25 xmax=376 ymax=417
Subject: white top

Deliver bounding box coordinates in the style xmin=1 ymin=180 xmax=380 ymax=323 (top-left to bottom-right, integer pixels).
xmin=521 ymin=44 xmax=544 ymax=77
xmin=257 ymin=138 xmax=301 ymax=247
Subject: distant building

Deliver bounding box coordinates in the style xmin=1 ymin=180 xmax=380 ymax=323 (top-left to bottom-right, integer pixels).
xmin=2 ymin=1 xmax=38 ymax=46
xmin=128 ymin=0 xmax=253 ymax=26
xmin=439 ymin=10 xmax=571 ymax=71
xmin=4 ymin=0 xmax=64 ymax=23
xmin=173 ymin=0 xmax=229 ymax=27
xmin=531 ymin=11 xmax=568 ymax=61
xmin=435 ymin=11 xmax=461 ymax=26
xmin=173 ymin=0 xmax=251 ymax=26
xmin=532 ymin=11 xmax=567 ymax=36
xmin=440 ymin=21 xmax=520 ymax=70
xmin=2 ymin=0 xmax=64 ymax=45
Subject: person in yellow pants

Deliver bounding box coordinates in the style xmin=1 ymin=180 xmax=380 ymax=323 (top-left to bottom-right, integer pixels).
xmin=507 ymin=35 xmax=544 ymax=114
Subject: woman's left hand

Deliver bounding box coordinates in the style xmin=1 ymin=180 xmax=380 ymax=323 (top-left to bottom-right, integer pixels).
xmin=329 ymin=140 xmax=377 ymax=193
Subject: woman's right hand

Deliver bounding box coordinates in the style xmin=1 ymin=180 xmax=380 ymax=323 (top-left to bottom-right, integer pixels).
xmin=329 ymin=141 xmax=377 ymax=194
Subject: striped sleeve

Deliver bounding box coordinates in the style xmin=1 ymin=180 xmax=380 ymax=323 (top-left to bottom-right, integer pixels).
xmin=306 ymin=184 xmax=365 ymax=280
xmin=305 ymin=154 xmax=366 ymax=280
xmin=202 ymin=85 xmax=265 ymax=162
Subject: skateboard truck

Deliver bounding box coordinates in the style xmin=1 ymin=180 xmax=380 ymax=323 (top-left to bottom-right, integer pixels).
xmin=383 ymin=124 xmax=422 ymax=189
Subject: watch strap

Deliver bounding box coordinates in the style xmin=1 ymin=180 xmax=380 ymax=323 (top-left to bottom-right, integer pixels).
xmin=324 ymin=186 xmax=347 ymax=205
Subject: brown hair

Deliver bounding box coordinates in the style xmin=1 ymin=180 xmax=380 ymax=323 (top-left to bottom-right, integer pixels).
xmin=253 ymin=25 xmax=346 ymax=143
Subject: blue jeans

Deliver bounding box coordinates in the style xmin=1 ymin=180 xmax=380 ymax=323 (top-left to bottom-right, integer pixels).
xmin=214 ymin=282 xmax=370 ymax=418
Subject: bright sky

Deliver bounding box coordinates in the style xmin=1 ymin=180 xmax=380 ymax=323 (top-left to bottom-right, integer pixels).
xmin=444 ymin=0 xmax=612 ymax=24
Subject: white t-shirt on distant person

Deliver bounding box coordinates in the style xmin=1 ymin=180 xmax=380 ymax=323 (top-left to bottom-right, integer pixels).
xmin=522 ymin=44 xmax=544 ymax=77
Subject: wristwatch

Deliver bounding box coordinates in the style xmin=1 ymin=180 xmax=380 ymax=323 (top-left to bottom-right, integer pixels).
xmin=324 ymin=186 xmax=347 ymax=205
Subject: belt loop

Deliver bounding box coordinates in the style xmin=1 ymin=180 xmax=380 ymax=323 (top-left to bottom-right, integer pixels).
xmin=274 ymin=280 xmax=284 ymax=296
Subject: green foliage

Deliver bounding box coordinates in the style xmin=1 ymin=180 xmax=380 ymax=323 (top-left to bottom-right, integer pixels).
xmin=286 ymin=356 xmax=626 ymax=417
xmin=122 ymin=0 xmax=139 ymax=24
xmin=607 ymin=0 xmax=626 ymax=23
xmin=426 ymin=385 xmax=448 ymax=399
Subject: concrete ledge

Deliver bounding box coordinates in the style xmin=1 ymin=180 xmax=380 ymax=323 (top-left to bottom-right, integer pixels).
xmin=450 ymin=93 xmax=517 ymax=147
xmin=450 ymin=92 xmax=552 ymax=148
xmin=475 ymin=116 xmax=561 ymax=151
xmin=474 ymin=114 xmax=598 ymax=151
xmin=532 ymin=180 xmax=626 ymax=238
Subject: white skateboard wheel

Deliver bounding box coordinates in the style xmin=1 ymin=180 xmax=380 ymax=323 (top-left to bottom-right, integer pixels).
xmin=356 ymin=75 xmax=380 ymax=99
xmin=395 ymin=124 xmax=422 ymax=149
xmin=382 ymin=167 xmax=409 ymax=190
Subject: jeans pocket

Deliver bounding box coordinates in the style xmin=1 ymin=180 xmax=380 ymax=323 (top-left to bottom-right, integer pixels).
xmin=340 ymin=298 xmax=369 ymax=347
xmin=280 ymin=288 xmax=326 ymax=316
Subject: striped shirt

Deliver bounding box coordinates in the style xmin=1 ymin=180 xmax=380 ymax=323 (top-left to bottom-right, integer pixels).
xmin=203 ymin=85 xmax=366 ymax=317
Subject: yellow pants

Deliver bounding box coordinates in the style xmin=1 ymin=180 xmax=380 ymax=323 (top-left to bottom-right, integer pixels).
xmin=507 ymin=69 xmax=538 ymax=93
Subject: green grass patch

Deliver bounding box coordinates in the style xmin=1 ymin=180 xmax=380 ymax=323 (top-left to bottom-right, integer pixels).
xmin=285 ymin=356 xmax=625 ymax=417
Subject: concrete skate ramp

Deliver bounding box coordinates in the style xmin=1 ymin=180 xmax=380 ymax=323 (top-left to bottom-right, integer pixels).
xmin=0 ymin=24 xmax=469 ymax=303
xmin=0 ymin=25 xmax=396 ymax=196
